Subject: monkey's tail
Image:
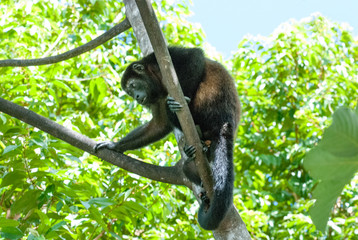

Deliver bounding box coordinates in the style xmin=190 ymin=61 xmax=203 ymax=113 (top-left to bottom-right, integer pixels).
xmin=198 ymin=123 xmax=234 ymax=230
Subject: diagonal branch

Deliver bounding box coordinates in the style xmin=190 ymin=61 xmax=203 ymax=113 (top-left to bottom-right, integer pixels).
xmin=0 ymin=18 xmax=131 ymax=67
xmin=0 ymin=97 xmax=189 ymax=187
xmin=134 ymin=0 xmax=214 ymax=197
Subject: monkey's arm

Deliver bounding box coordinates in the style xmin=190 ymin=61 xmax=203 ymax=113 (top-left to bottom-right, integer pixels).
xmin=94 ymin=100 xmax=172 ymax=152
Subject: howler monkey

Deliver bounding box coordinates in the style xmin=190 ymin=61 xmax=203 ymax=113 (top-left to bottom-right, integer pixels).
xmin=94 ymin=47 xmax=241 ymax=230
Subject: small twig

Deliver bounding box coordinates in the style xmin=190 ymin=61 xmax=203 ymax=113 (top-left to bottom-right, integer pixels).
xmin=93 ymin=230 xmax=105 ymax=240
xmin=43 ymin=26 xmax=68 ymax=57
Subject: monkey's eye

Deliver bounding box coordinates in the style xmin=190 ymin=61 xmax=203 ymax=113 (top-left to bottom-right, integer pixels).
xmin=133 ymin=63 xmax=145 ymax=73
xmin=129 ymin=82 xmax=136 ymax=89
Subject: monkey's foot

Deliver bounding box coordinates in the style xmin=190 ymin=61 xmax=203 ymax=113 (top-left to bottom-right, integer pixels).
xmin=94 ymin=141 xmax=118 ymax=153
xmin=199 ymin=191 xmax=210 ymax=207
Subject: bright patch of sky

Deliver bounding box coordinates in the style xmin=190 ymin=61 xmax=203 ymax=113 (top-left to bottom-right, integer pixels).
xmin=189 ymin=0 xmax=358 ymax=57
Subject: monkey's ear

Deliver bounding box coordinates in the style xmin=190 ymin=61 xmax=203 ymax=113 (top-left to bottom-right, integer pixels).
xmin=147 ymin=64 xmax=162 ymax=81
xmin=133 ymin=63 xmax=145 ymax=74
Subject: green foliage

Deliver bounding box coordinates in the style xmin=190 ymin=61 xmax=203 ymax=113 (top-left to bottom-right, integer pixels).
xmin=232 ymin=14 xmax=358 ymax=239
xmin=0 ymin=0 xmax=209 ymax=239
xmin=0 ymin=1 xmax=357 ymax=239
xmin=304 ymin=107 xmax=358 ymax=231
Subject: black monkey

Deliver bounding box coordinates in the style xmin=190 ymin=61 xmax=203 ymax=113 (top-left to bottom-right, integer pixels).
xmin=95 ymin=47 xmax=241 ymax=230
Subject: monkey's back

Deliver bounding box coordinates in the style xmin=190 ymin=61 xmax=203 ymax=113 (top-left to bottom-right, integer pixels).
xmin=190 ymin=59 xmax=241 ymax=141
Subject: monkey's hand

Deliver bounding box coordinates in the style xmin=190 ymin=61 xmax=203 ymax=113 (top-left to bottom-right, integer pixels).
xmin=166 ymin=96 xmax=191 ymax=112
xmin=93 ymin=141 xmax=124 ymax=153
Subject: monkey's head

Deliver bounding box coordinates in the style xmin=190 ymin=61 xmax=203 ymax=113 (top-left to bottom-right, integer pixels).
xmin=121 ymin=61 xmax=167 ymax=106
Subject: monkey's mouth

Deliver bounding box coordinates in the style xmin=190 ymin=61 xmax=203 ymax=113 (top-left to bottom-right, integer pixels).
xmin=138 ymin=97 xmax=147 ymax=105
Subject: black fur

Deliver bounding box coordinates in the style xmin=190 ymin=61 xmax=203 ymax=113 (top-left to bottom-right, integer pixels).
xmin=94 ymin=47 xmax=241 ymax=230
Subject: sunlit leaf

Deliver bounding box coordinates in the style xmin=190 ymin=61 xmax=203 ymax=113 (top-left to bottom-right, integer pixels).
xmin=52 ymin=80 xmax=73 ymax=93
xmin=2 ymin=145 xmax=19 ymax=155
xmin=0 ymin=170 xmax=26 ymax=187
xmin=0 ymin=218 xmax=19 ymax=228
xmin=304 ymin=107 xmax=358 ymax=231
xmin=88 ymin=197 xmax=117 ymax=207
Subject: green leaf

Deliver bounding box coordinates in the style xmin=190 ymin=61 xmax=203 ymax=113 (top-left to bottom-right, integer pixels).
xmin=304 ymin=107 xmax=358 ymax=231
xmin=88 ymin=197 xmax=117 ymax=207
xmin=52 ymin=80 xmax=73 ymax=93
xmin=48 ymin=87 xmax=59 ymax=107
xmin=11 ymin=190 xmax=41 ymax=214
xmin=0 ymin=227 xmax=24 ymax=240
xmin=123 ymin=201 xmax=147 ymax=213
xmin=260 ymin=154 xmax=280 ymax=166
xmin=56 ymin=201 xmax=64 ymax=212
xmin=88 ymin=205 xmax=107 ymax=230
xmin=2 ymin=145 xmax=19 ymax=155
xmin=0 ymin=218 xmax=19 ymax=227
xmin=45 ymin=221 xmax=66 ymax=235
xmin=0 ymin=170 xmax=26 ymax=187
xmin=319 ymin=108 xmax=358 ymax=158
xmin=0 ymin=114 xmax=6 ymax=124
xmin=89 ymin=78 xmax=107 ymax=104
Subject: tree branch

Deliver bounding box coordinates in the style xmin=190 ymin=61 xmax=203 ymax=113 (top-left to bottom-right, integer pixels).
xmin=0 ymin=97 xmax=189 ymax=187
xmin=134 ymin=0 xmax=214 ymax=198
xmin=125 ymin=3 xmax=251 ymax=238
xmin=124 ymin=0 xmax=153 ymax=56
xmin=0 ymin=18 xmax=131 ymax=67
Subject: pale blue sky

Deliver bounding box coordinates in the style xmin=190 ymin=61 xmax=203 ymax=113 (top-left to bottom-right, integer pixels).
xmin=189 ymin=0 xmax=358 ymax=57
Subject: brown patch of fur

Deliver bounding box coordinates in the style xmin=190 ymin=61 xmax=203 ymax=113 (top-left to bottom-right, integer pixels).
xmin=193 ymin=59 xmax=241 ymax=129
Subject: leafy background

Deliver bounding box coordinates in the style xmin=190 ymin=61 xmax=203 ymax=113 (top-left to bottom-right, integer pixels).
xmin=0 ymin=0 xmax=357 ymax=239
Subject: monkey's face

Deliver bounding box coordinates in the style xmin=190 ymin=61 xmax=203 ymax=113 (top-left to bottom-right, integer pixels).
xmin=124 ymin=78 xmax=149 ymax=105
xmin=121 ymin=62 xmax=166 ymax=106
xmin=121 ymin=63 xmax=153 ymax=105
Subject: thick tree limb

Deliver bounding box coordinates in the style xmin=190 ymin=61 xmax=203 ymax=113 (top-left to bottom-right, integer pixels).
xmin=0 ymin=97 xmax=189 ymax=187
xmin=134 ymin=0 xmax=214 ymax=198
xmin=124 ymin=0 xmax=153 ymax=56
xmin=126 ymin=2 xmax=251 ymax=238
xmin=0 ymin=18 xmax=131 ymax=67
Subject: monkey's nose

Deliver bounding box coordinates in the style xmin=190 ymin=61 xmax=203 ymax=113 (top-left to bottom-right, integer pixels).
xmin=135 ymin=94 xmax=146 ymax=104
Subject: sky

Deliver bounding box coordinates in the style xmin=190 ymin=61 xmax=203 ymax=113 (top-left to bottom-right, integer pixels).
xmin=189 ymin=0 xmax=358 ymax=57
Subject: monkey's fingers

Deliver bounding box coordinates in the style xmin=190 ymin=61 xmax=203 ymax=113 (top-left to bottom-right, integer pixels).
xmin=166 ymin=96 xmax=182 ymax=112
xmin=184 ymin=145 xmax=196 ymax=159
